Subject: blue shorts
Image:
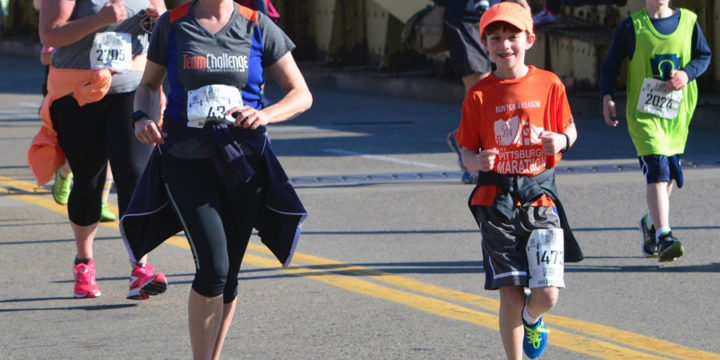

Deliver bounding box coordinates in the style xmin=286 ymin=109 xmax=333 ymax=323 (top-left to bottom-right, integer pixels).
xmin=638 ymin=155 xmax=684 ymax=188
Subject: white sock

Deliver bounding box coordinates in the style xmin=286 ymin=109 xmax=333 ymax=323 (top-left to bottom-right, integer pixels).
xmin=522 ymin=305 xmax=540 ymax=326
xmin=656 ymin=227 xmax=672 ymax=241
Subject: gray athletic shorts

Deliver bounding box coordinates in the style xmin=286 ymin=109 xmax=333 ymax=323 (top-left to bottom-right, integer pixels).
xmin=475 ymin=206 xmax=561 ymax=290
xmin=443 ymin=15 xmax=493 ymax=77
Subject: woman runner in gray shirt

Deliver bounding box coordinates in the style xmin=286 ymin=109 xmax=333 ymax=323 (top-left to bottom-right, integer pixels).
xmin=131 ymin=0 xmax=312 ymax=358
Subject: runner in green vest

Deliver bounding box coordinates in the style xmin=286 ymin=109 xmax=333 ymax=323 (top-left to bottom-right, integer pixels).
xmin=599 ymin=0 xmax=711 ymax=262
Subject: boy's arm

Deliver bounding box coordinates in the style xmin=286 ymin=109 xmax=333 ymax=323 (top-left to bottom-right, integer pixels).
xmin=669 ymin=23 xmax=712 ymax=91
xmin=599 ymin=18 xmax=634 ymax=99
xmin=599 ymin=18 xmax=633 ymax=128
xmin=562 ymin=122 xmax=577 ymax=151
xmin=685 ymin=23 xmax=712 ymax=81
xmin=539 ymin=122 xmax=577 ymax=155
xmin=461 ymin=147 xmax=499 ymax=173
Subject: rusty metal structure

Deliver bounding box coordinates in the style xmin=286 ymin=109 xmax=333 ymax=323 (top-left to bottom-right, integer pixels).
xmin=3 ymin=0 xmax=717 ymax=91
xmin=273 ymin=0 xmax=717 ymax=91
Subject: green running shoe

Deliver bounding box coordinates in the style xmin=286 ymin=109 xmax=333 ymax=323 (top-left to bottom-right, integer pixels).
xmin=658 ymin=232 xmax=684 ymax=262
xmin=52 ymin=169 xmax=72 ymax=205
xmin=100 ymin=203 xmax=117 ymax=222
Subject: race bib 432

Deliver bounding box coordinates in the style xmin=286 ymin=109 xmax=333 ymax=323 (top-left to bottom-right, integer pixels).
xmin=186 ymin=85 xmax=243 ymax=128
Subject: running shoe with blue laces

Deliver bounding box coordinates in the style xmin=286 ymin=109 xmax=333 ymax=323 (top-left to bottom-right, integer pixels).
xmin=523 ymin=316 xmax=549 ymax=359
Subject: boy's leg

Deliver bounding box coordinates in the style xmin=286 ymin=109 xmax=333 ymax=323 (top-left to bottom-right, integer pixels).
xmin=499 ymin=286 xmax=526 ymax=360
xmin=476 ymin=205 xmax=529 ymax=359
xmin=646 ymin=181 xmax=670 ymax=232
xmin=478 ymin=206 xmax=559 ymax=359
xmin=525 ymin=286 xmax=559 ymax=321
xmin=639 ymin=155 xmax=684 ymax=261
xmin=521 ymin=286 xmax=555 ymax=359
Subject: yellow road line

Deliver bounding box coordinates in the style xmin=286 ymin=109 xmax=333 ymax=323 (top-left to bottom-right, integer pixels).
xmin=2 ymin=176 xmax=716 ymax=359
xmin=243 ymin=253 xmax=671 ymax=360
xmin=251 ymin=248 xmax=717 ymax=360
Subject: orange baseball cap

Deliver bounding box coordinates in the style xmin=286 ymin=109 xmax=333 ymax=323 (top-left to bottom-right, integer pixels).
xmin=479 ymin=2 xmax=534 ymax=38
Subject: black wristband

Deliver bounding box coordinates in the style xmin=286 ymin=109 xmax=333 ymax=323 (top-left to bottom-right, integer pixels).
xmin=131 ymin=110 xmax=151 ymax=122
xmin=560 ymin=133 xmax=570 ymax=153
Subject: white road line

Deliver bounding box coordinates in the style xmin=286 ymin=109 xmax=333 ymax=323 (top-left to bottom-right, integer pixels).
xmin=324 ymin=148 xmax=443 ymax=168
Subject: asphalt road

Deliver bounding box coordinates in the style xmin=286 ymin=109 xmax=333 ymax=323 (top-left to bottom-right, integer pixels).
xmin=1 ymin=54 xmax=719 ymax=360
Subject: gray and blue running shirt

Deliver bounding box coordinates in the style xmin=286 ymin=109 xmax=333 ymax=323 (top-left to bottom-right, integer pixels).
xmin=148 ymin=1 xmax=295 ymax=128
xmin=52 ymin=0 xmax=153 ymax=94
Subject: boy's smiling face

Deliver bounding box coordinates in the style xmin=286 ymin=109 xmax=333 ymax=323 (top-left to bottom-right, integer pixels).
xmin=483 ymin=23 xmax=535 ymax=76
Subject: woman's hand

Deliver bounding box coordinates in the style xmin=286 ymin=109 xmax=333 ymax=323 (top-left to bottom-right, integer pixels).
xmin=134 ymin=118 xmax=166 ymax=144
xmin=144 ymin=5 xmax=162 ymax=23
xmin=97 ymin=0 xmax=127 ymax=25
xmin=228 ymin=106 xmax=269 ymax=130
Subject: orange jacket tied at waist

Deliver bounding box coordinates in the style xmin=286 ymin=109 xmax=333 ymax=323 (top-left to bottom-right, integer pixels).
xmin=27 ymin=55 xmax=158 ymax=186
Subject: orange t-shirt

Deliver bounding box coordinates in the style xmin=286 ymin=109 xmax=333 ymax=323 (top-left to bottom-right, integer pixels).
xmin=456 ymin=66 xmax=573 ymax=207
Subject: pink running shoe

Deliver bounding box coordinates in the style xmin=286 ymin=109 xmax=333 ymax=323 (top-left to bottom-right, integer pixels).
xmin=73 ymin=259 xmax=101 ymax=299
xmin=127 ymin=263 xmax=168 ymax=300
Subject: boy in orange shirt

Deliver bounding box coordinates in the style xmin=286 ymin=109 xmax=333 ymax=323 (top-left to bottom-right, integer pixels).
xmin=456 ymin=3 xmax=582 ymax=359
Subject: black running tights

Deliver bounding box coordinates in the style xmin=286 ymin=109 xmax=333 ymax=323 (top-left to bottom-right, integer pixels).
xmin=161 ymin=152 xmax=266 ymax=303
xmin=50 ymin=92 xmax=153 ymax=225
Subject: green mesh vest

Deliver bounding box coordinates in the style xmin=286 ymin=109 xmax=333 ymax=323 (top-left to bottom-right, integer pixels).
xmin=626 ymin=8 xmax=698 ymax=156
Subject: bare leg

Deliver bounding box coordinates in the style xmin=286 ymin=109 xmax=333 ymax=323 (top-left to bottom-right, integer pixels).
xmin=189 ymin=289 xmax=224 ymax=360
xmin=211 ymin=298 xmax=237 ymax=360
xmin=71 ymin=221 xmax=98 ymax=260
xmin=646 ymin=181 xmax=672 ymax=230
xmin=526 ymin=286 xmax=558 ymax=320
xmin=498 ymin=286 xmax=525 ymax=360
